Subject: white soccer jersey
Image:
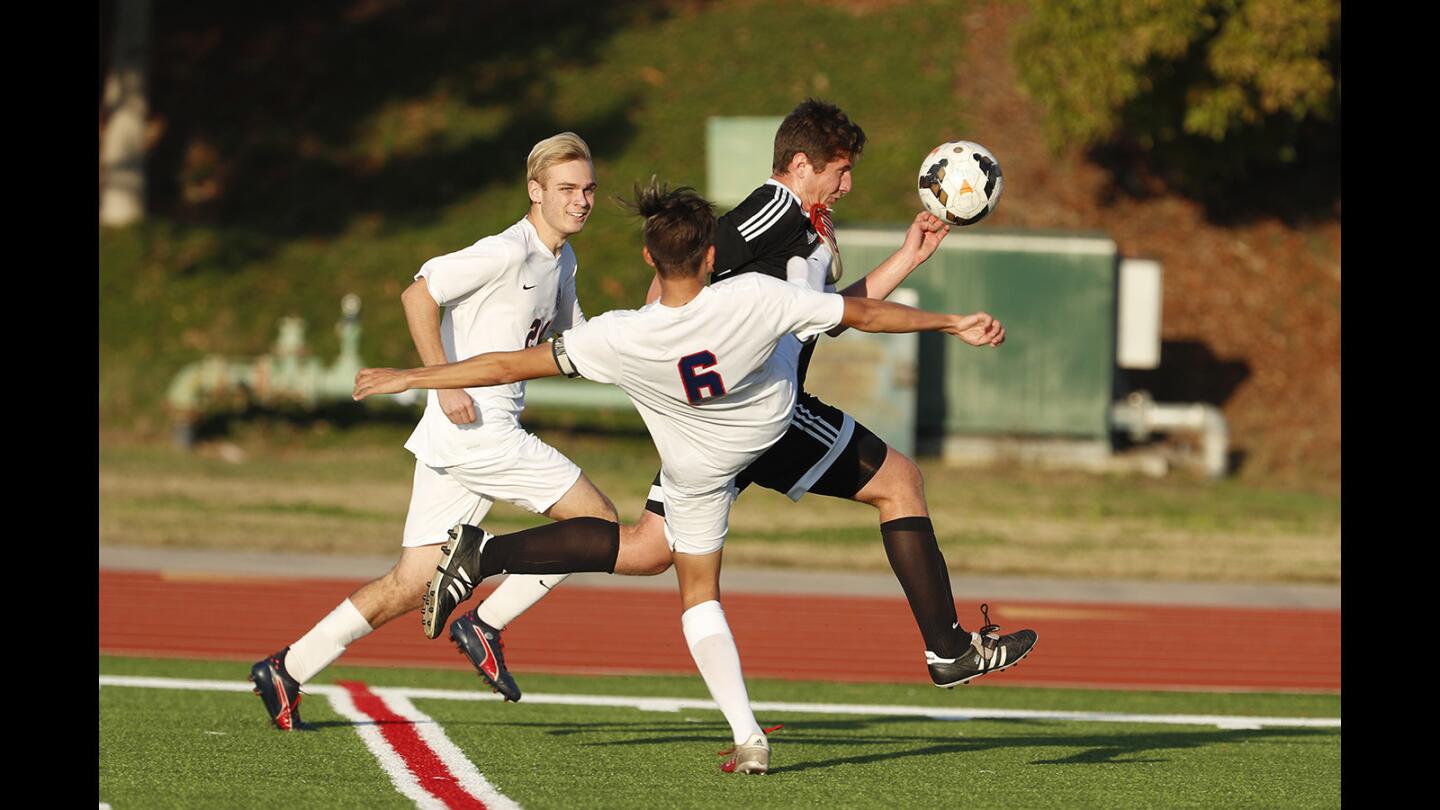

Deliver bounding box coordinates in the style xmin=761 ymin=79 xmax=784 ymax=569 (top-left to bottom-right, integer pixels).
xmin=404 ymin=216 xmax=585 ymax=468
xmin=560 ymin=273 xmax=845 ymax=496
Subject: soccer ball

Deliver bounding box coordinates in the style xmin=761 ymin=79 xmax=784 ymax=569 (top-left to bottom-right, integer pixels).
xmin=917 ymin=141 xmax=1003 ymax=226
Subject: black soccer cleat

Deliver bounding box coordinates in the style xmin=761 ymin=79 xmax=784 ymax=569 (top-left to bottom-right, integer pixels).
xmin=449 ymin=606 xmax=522 ymax=702
xmin=250 ymin=648 xmax=304 ymax=730
xmin=422 ymin=523 xmax=493 ymax=639
xmin=927 ymin=604 xmax=1038 ymax=688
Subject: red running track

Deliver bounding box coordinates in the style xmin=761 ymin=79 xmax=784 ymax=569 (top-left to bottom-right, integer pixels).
xmin=99 ymin=570 xmax=1339 ymax=693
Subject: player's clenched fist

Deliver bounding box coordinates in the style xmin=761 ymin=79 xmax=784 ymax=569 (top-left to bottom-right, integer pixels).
xmin=438 ymin=388 xmax=477 ymax=424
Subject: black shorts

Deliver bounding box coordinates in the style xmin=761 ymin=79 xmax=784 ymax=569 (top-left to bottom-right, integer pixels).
xmin=644 ymin=392 xmax=889 ymax=515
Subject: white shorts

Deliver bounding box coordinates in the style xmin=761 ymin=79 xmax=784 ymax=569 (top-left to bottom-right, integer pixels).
xmin=660 ymin=474 xmax=739 ymax=556
xmin=401 ymin=426 xmax=583 ymax=547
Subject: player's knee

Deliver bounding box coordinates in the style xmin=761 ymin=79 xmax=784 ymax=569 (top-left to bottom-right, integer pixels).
xmin=898 ymin=452 xmax=925 ymax=491
xmin=637 ymin=547 xmax=674 ymax=576
xmin=618 ymin=520 xmax=673 ymax=575
xmin=856 ymin=448 xmax=926 ymax=509
xmin=595 ymin=491 xmax=619 ymax=522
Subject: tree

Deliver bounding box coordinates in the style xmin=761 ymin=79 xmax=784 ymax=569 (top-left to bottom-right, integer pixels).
xmin=1014 ymin=0 xmax=1339 ymax=202
xmin=100 ymin=0 xmax=152 ymax=227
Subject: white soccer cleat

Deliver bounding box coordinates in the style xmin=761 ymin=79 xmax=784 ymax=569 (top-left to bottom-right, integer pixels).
xmin=720 ymin=733 xmax=770 ymax=775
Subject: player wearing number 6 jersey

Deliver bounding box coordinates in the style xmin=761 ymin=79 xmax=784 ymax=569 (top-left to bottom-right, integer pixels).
xmin=247 ymin=133 xmax=624 ymax=730
xmin=458 ymin=100 xmax=1040 ymax=699
xmin=352 ymin=180 xmax=1010 ymax=773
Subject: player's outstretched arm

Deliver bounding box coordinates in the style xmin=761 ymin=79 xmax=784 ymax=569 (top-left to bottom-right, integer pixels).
xmin=836 ymin=212 xmax=949 ymax=303
xmin=826 ymin=212 xmax=949 ymax=337
xmin=840 ymin=296 xmax=1005 ymax=348
xmin=353 ymin=345 xmax=562 ymax=400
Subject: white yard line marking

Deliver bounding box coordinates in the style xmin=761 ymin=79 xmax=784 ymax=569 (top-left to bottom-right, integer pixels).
xmin=375 ymin=689 xmax=521 ymax=810
xmin=99 ymin=675 xmax=1339 ymax=730
xmin=96 ymin=676 xmax=512 ymax=808
xmin=325 ymin=683 xmax=449 ymax=810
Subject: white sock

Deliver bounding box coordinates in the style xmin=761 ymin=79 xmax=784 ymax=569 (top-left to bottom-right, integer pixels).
xmin=682 ymin=600 xmax=762 ymax=745
xmin=476 ymin=573 xmax=569 ymax=629
xmin=285 ymin=599 xmax=372 ymax=684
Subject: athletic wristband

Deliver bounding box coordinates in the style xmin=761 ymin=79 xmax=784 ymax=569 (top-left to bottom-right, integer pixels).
xmin=551 ymin=333 xmax=581 ymax=378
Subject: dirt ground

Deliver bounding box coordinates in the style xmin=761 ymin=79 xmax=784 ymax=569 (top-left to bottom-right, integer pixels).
xmin=950 ymin=1 xmax=1340 ymax=489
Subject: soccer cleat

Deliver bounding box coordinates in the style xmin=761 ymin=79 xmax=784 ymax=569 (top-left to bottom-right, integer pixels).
xmin=719 ymin=733 xmax=771 ymax=775
xmin=422 ymin=523 xmax=493 ymax=639
xmin=927 ymin=603 xmax=1038 ymax=688
xmin=449 ymin=606 xmax=522 ymax=702
xmin=250 ymin=648 xmax=304 ymax=730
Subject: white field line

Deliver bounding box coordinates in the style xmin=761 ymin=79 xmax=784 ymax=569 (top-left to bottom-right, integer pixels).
xmin=324 ymin=685 xmax=448 ymax=810
xmin=99 ymin=675 xmax=1339 ymax=731
xmin=376 ymin=689 xmax=521 ymax=810
xmin=96 ymin=676 xmax=505 ymax=809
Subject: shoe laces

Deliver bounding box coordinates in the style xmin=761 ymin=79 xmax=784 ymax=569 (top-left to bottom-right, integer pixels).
xmin=717 ymin=724 xmax=784 ymax=756
xmin=977 ymin=603 xmax=1000 ymax=637
xmin=973 ymin=603 xmax=1002 ymax=659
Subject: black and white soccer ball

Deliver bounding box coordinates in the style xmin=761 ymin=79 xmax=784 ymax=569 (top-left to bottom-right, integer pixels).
xmin=917 ymin=141 xmax=1003 ymax=226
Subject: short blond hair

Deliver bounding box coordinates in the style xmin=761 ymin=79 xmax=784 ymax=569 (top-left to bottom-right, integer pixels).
xmin=526 ymin=132 xmax=593 ymax=186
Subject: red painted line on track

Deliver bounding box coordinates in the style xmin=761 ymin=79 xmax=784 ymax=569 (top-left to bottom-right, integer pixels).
xmin=337 ymin=681 xmax=486 ymax=810
xmin=99 ymin=570 xmax=1339 ymax=692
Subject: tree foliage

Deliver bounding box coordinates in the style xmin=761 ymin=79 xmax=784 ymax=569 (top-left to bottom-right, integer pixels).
xmin=1014 ymin=0 xmax=1339 ymax=202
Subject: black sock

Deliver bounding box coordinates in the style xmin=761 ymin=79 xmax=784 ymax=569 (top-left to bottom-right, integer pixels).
xmin=478 ymin=517 xmax=620 ymax=578
xmin=881 ymin=516 xmax=966 ymax=658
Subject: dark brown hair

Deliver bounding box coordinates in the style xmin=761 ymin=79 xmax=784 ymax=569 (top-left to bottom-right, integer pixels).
xmin=772 ymin=98 xmax=867 ymax=175
xmin=617 ymin=178 xmax=716 ymax=278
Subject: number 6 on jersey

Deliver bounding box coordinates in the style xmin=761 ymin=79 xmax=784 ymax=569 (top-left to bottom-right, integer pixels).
xmin=678 ymin=351 xmax=726 ymax=405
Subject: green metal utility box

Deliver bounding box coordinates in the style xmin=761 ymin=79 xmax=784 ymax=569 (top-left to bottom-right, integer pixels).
xmin=834 ymin=227 xmax=1118 ymax=444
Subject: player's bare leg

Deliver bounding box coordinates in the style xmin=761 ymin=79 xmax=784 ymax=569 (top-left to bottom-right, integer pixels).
xmin=348 ymin=543 xmax=447 ymax=626
xmin=675 ymin=549 xmax=768 ymax=772
xmin=852 ymin=445 xmax=929 ymax=521
xmin=252 ymin=540 xmax=447 ymax=729
xmin=617 ymin=509 xmax=674 ymax=575
xmin=543 ymin=472 xmax=618 ymax=521
xmin=280 ymin=542 xmax=446 ymax=688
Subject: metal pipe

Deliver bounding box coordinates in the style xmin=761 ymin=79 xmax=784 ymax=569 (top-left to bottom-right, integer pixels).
xmin=1111 ymin=391 xmax=1229 ymax=478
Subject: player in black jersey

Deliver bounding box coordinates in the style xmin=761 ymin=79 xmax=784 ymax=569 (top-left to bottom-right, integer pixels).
xmin=472 ymin=99 xmax=1037 ymax=693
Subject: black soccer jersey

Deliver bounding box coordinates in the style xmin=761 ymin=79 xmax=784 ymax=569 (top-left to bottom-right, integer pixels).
xmin=712 ymin=180 xmax=823 ymax=284
xmin=711 ymin=180 xmax=834 ymax=386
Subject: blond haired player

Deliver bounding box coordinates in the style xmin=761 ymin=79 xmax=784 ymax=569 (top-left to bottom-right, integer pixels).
xmin=443 ymin=100 xmax=1040 ymax=700
xmin=249 ymin=133 xmax=620 ymax=728
xmin=352 ymin=181 xmax=1020 ymax=774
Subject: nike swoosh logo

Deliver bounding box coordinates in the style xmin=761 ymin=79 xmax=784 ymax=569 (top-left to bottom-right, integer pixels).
xmin=522 ymin=284 xmax=536 ymax=290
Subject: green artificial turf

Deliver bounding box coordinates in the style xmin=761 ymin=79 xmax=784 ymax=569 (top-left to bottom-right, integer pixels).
xmin=100 ymin=656 xmax=1339 ymax=808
